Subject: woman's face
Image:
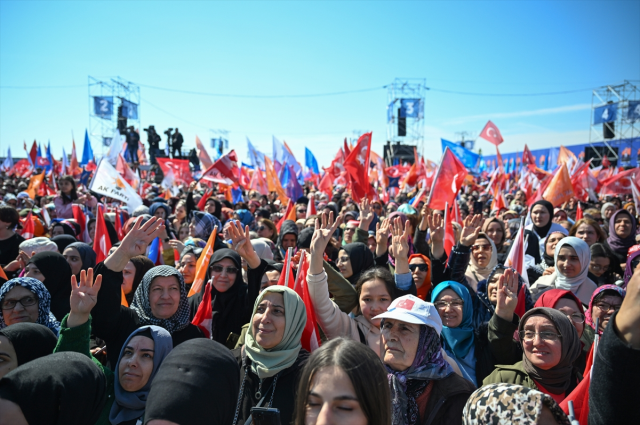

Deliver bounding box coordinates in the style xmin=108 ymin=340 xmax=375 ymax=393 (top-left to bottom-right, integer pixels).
xmin=381 ymin=319 xmax=421 ymax=372
xmin=0 ymin=336 xmax=18 ymax=379
xmin=554 ymin=298 xmax=584 ymax=338
xmin=154 ymin=208 xmax=166 ymax=220
xmin=122 ymin=261 xmax=136 ymax=294
xmin=188 ymin=218 xmax=197 ymax=237
xmin=178 ymin=226 xmax=190 ymax=241
xmin=556 ymin=246 xmax=581 ymax=279
xmin=575 ymin=223 xmax=598 ymax=246
xmin=175 ymin=205 xmax=186 ymax=220
xmin=614 ymin=214 xmax=632 ymax=239
xmin=435 ymin=288 xmax=464 ymax=328
xmin=409 ymin=258 xmax=428 ymax=289
xmin=471 ymin=238 xmax=492 ymax=268
xmin=304 ymin=366 xmax=368 ymax=425
xmin=553 ymin=210 xmax=567 ymax=223
xmin=521 ymin=315 xmax=562 ymax=370
xmin=148 ymin=276 xmax=181 ymax=319
xmin=24 ymin=263 xmax=45 ymax=283
xmin=589 ymin=256 xmax=610 ymax=278
xmin=485 ymin=222 xmax=504 ymax=247
xmin=515 ymin=190 xmax=526 ymax=201
xmin=359 ymin=279 xmax=391 ymax=328
xmin=179 ymin=253 xmax=197 ymax=285
xmin=59 ymin=179 xmax=73 ymax=195
xmin=252 ymin=292 xmax=286 ymax=350
xmin=51 ymin=225 xmax=65 ymax=237
xmin=591 ymin=294 xmax=623 ymax=331
xmin=88 ymin=221 xmax=96 ymax=242
xmin=545 ymin=233 xmax=566 ymax=257
xmin=63 ymin=247 xmax=83 ymax=276
xmin=118 ymin=335 xmax=155 ymax=392
xmin=1 ymin=286 xmax=39 ymax=326
xmin=626 ymin=204 xmax=637 ymax=216
xmin=257 ymin=222 xmax=274 ymax=239
xmin=604 ymin=206 xmax=615 ymax=219
xmin=205 ymin=200 xmax=216 ymax=215
xmin=260 ymin=270 xmax=281 ymax=292
xmin=486 ymin=271 xmax=504 ymax=305
xmin=336 ymin=249 xmax=353 ymax=279
xmin=209 ymin=258 xmax=238 ymax=293
xmin=531 ymin=205 xmax=551 ymax=229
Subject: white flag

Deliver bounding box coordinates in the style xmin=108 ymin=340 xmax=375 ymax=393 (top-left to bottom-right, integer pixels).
xmin=1 ymin=147 xmax=13 ymax=172
xmin=106 ymin=128 xmax=124 ymax=166
xmin=89 ymin=159 xmax=143 ymax=211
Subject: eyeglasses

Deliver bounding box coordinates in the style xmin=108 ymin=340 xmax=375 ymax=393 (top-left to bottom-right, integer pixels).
xmin=471 ymin=244 xmax=492 ymax=252
xmin=434 ymin=300 xmax=464 ymax=309
xmin=519 ymin=331 xmax=562 ymax=342
xmin=1 ymin=296 xmax=38 ymax=310
xmin=297 ymin=209 xmax=307 ymax=213
xmin=337 ymin=256 xmax=350 ymax=263
xmin=210 ymin=265 xmax=239 ymax=275
xmin=409 ymin=264 xmax=429 ymax=272
xmin=589 ymin=263 xmax=609 ymax=272
xmin=564 ymin=313 xmax=585 ymax=324
xmin=594 ymin=302 xmax=621 ymax=313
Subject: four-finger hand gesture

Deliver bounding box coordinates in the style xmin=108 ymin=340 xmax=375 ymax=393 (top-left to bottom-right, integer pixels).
xmin=460 ymin=214 xmax=484 ymax=247
xmin=311 ymin=212 xmax=342 ymax=255
xmin=376 ymin=217 xmax=391 ymax=245
xmin=120 ymin=216 xmax=165 ymax=258
xmin=228 ymin=221 xmax=259 ymax=268
xmin=359 ymin=198 xmax=374 ymax=229
xmin=68 ymin=268 xmax=103 ymax=328
xmin=390 ymin=217 xmax=410 ymax=261
xmin=495 ymin=269 xmax=519 ymax=321
xmin=426 ymin=212 xmax=444 ymax=244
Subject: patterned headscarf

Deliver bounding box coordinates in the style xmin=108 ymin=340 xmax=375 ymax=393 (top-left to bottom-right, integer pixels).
xmin=191 ymin=211 xmax=221 ymax=239
xmin=130 ymin=266 xmax=191 ymax=334
xmin=0 ymin=277 xmax=60 ymax=335
xmin=584 ymin=284 xmax=626 ymax=333
xmin=385 ymin=324 xmax=454 ymax=425
xmin=462 ymin=383 xmax=570 ymax=425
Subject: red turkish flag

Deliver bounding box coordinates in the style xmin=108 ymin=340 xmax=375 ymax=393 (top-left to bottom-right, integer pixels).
xmin=343 ymin=132 xmax=372 ymax=202
xmin=20 ymin=211 xmax=35 ymax=239
xmin=522 ymin=144 xmax=535 ymax=165
xmin=201 ymin=150 xmax=238 ymax=185
xmin=427 ymin=148 xmax=468 ymax=211
xmin=479 ymin=120 xmax=504 ymax=146
xmin=599 ymin=168 xmax=640 ymax=195
xmin=156 ymin=158 xmax=194 ymax=185
xmin=93 ymin=205 xmax=112 ymax=263
xmin=443 ymin=204 xmax=455 ymax=257
xmin=575 ymin=202 xmax=583 ymax=221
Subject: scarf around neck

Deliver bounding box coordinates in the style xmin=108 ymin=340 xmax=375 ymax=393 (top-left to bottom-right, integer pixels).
xmin=553 ymin=237 xmax=590 ymax=292
xmin=465 ymin=234 xmax=498 ymax=291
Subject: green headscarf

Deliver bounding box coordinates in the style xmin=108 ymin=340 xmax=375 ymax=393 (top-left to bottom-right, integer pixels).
xmin=244 ymin=286 xmax=306 ymax=379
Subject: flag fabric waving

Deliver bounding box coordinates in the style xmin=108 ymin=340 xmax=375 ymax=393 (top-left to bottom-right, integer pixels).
xmin=201 ymin=150 xmax=239 ymax=185
xmin=195 ymin=136 xmax=213 ymax=170
xmin=305 ymin=147 xmax=320 ymax=175
xmin=20 ymin=211 xmax=35 ymax=240
xmin=504 ymin=218 xmax=528 ymax=317
xmin=93 ymin=205 xmax=112 ymax=263
xmin=188 ymin=228 xmax=218 ymax=297
xmin=89 ymin=159 xmax=143 ymax=211
xmin=81 ymin=130 xmax=94 ymax=166
xmin=427 ymin=148 xmax=468 ymax=211
xmin=479 ymin=120 xmax=504 ymax=146
xmin=343 ymin=132 xmax=372 ymax=202
xmin=543 ymin=163 xmax=574 ymax=207
xmin=192 ymin=281 xmax=213 ymax=338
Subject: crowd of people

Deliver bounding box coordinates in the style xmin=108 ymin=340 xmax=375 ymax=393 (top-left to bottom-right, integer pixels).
xmin=0 ymin=168 xmax=639 ymax=425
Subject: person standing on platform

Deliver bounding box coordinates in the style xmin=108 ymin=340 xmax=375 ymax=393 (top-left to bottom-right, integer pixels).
xmin=171 ymin=128 xmax=183 ymax=159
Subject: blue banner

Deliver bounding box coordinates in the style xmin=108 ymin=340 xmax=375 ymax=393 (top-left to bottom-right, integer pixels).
xmin=594 ymin=103 xmax=618 ymax=124
xmin=441 ymin=139 xmax=480 ymax=170
xmin=305 ymin=147 xmax=320 ymax=174
xmin=399 ymin=99 xmax=422 ymax=118
xmin=121 ymin=99 xmax=138 ymax=119
xmin=93 ymin=96 xmax=113 ymax=119
xmin=628 ymin=101 xmax=640 ymax=122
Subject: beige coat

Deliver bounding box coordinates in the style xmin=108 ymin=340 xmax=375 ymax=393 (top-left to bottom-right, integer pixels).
xmin=529 ymin=272 xmax=597 ymax=305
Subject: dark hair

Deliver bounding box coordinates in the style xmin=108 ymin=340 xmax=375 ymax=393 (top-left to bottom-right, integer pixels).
xmin=589 ymin=243 xmax=624 ymax=278
xmin=593 ymin=289 xmax=623 ymax=305
xmin=0 ymin=205 xmax=20 ymax=228
xmin=293 ymin=338 xmax=391 ymax=425
xmin=355 ymin=267 xmax=397 ymax=313
xmin=58 ymin=175 xmax=78 ymax=204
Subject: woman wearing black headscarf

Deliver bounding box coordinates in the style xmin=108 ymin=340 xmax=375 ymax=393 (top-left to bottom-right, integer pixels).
xmin=188 ymin=247 xmax=261 ymax=347
xmin=526 ymin=200 xmax=568 ymax=256
xmin=144 ymin=339 xmax=240 ymax=425
xmin=338 ymin=242 xmax=375 ymax=286
xmin=0 ymin=323 xmax=57 ymax=379
xmin=51 ymin=234 xmax=78 ymax=254
xmin=90 ymin=217 xmax=204 ymax=367
xmin=63 ymin=242 xmax=97 ymax=278
xmin=0 ymin=351 xmax=107 ymax=425
xmin=25 ymin=251 xmax=73 ymax=321
xmin=50 ymin=221 xmax=78 ymax=238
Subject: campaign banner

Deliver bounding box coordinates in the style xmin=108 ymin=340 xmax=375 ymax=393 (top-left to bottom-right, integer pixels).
xmin=89 ymin=159 xmax=143 ymax=211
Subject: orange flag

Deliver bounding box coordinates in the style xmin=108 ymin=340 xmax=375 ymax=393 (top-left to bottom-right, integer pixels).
xmin=557 ymin=146 xmax=577 ymax=169
xmin=26 ymin=171 xmax=45 ymax=200
xmin=276 ymin=199 xmax=296 ymax=232
xmin=121 ymin=287 xmax=129 ymax=307
xmin=264 ymin=156 xmax=289 ymax=203
xmin=188 ymin=228 xmax=218 ymax=297
xmin=0 ymin=266 xmax=8 ymax=281
xmin=543 ymin=163 xmax=574 ymax=207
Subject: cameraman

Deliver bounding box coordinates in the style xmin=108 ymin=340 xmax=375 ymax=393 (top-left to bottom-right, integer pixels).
xmin=144 ymin=125 xmax=162 ymax=164
xmin=126 ymin=126 xmax=141 ymax=164
xmin=171 ymin=128 xmax=184 ymax=159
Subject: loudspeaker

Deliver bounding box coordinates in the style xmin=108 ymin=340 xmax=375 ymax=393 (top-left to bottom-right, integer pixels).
xmin=603 ymin=122 xmax=615 ymax=139
xmin=117 ymin=105 xmax=127 ymax=135
xmin=398 ymin=108 xmax=406 ymax=136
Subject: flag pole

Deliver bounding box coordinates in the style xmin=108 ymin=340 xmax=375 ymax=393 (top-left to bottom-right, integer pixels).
xmin=425 ymin=148 xmax=447 ymax=207
xmin=284 ymin=247 xmax=293 ymax=288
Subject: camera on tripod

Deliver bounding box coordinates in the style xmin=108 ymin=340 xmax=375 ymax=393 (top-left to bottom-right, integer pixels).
xmin=164 ymin=128 xmax=173 ymax=136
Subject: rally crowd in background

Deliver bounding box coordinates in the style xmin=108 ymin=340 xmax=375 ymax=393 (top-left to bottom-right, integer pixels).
xmin=0 ymin=135 xmax=639 ymax=425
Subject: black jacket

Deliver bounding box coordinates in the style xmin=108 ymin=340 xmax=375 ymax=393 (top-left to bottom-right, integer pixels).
xmin=91 ymin=262 xmax=204 ymax=368
xmin=589 ymin=311 xmax=640 ymax=425
xmin=232 ymin=347 xmax=309 ymax=425
xmin=421 ymin=372 xmax=476 ymax=425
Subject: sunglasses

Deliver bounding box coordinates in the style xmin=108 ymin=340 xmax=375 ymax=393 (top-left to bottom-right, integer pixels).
xmin=409 ymin=264 xmax=429 ymax=272
xmin=210 ymin=265 xmax=239 ymax=275
xmin=297 ymin=209 xmax=307 ymax=213
xmin=257 ymin=225 xmax=266 ymax=231
xmin=471 ymin=244 xmax=492 ymax=252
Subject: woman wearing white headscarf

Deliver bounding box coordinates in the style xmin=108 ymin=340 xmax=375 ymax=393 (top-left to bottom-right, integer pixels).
xmin=529 ymin=236 xmax=597 ymax=305
xmin=464 ymin=233 xmax=498 ymax=293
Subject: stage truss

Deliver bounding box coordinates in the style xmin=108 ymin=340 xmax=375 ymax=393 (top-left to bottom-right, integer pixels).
xmin=386 ymin=78 xmax=426 ymax=156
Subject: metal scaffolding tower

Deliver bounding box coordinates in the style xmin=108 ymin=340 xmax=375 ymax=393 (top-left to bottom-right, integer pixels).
xmin=386 ymin=78 xmax=426 ymax=155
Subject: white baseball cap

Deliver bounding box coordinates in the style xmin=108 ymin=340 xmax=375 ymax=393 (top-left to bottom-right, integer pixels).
xmin=373 ymin=295 xmax=443 ymax=335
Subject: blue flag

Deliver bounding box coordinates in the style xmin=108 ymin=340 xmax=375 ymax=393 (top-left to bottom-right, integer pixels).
xmin=441 ymin=139 xmax=479 ymax=170
xmin=231 ymin=186 xmax=244 ymax=204
xmin=81 ymin=130 xmax=94 ymax=165
xmin=147 ymin=237 xmax=163 ymax=265
xmin=273 ymin=136 xmax=302 ymax=177
xmin=305 ymin=147 xmax=320 ymax=174
xmin=45 ymin=141 xmax=54 ymax=173
xmin=246 ymin=137 xmax=266 ymax=170
xmin=282 ymin=164 xmax=303 ymax=202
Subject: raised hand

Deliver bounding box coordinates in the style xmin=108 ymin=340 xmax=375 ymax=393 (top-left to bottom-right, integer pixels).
xmin=426 ymin=212 xmax=444 ymax=244
xmin=495 ymin=268 xmax=519 ymax=321
xmin=390 ymin=217 xmax=411 ymax=274
xmin=309 ymin=211 xmax=342 ymax=275
xmin=105 ymin=216 xmax=165 ymax=272
xmin=419 ymin=204 xmax=430 ymax=231
xmin=375 ymin=217 xmax=391 ymax=257
xmin=460 ymin=214 xmax=484 ymax=247
xmin=228 ymin=220 xmax=260 ymax=269
xmin=359 ymin=198 xmax=374 ymax=230
xmin=167 ymin=239 xmax=186 ymax=255
xmin=68 ymin=268 xmax=103 ymax=328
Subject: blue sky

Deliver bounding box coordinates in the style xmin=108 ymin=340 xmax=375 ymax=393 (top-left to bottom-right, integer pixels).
xmin=1 ymin=0 xmax=639 ymax=167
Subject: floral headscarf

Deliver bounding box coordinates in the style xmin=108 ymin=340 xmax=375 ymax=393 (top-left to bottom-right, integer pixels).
xmin=584 ymin=284 xmax=626 ymax=333
xmin=0 ymin=277 xmax=60 ymax=335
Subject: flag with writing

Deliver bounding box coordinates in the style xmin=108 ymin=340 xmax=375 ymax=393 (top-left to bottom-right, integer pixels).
xmin=89 ymin=159 xmax=143 ymax=212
